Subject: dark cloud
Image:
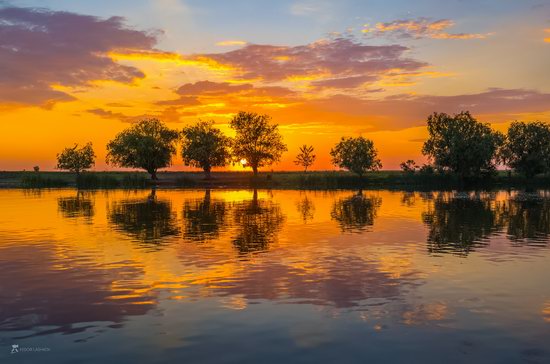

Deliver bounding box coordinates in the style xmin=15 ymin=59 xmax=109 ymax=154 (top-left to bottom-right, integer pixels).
xmin=106 ymin=102 xmax=132 ymax=107
xmin=157 ymin=80 xmax=297 ymax=107
xmin=0 ymin=6 xmax=159 ymax=106
xmin=87 ymin=106 xmax=190 ymax=123
xmin=193 ymin=38 xmax=427 ymax=83
xmin=87 ymin=108 xmax=158 ymax=123
xmin=311 ymin=75 xmax=378 ymax=88
xmin=87 ymin=108 xmax=135 ymax=122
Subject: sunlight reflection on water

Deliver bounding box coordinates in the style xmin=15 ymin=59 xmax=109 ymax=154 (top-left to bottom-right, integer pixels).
xmin=0 ymin=189 xmax=549 ymax=363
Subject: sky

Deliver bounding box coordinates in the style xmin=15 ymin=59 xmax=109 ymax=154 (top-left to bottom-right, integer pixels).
xmin=1 ymin=0 xmax=550 ymax=171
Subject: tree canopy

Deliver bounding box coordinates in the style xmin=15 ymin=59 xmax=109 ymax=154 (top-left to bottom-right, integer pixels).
xmin=56 ymin=142 xmax=95 ymax=175
xmin=106 ymin=119 xmax=179 ymax=180
xmin=294 ymin=145 xmax=316 ymax=172
xmin=230 ymin=111 xmax=287 ymax=175
xmin=330 ymin=136 xmax=382 ymax=176
xmin=500 ymin=121 xmax=550 ymax=178
xmin=400 ymin=160 xmax=418 ymax=173
xmin=181 ymin=120 xmax=231 ymax=178
xmin=422 ymin=112 xmax=503 ymax=178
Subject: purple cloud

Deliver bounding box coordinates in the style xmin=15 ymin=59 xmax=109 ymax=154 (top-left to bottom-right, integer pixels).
xmin=193 ymin=38 xmax=427 ymax=83
xmin=0 ymin=6 xmax=159 ymax=106
xmin=157 ymin=80 xmax=297 ymax=106
xmin=363 ymin=18 xmax=489 ymax=40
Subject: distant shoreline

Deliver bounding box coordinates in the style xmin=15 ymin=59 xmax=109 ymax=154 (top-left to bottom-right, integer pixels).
xmin=1 ymin=170 xmax=549 ymax=190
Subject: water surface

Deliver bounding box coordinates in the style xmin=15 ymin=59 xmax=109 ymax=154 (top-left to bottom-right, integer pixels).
xmin=1 ymin=189 xmax=549 ymax=363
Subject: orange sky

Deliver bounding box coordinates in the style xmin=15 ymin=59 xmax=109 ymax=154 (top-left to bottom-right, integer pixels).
xmin=1 ymin=2 xmax=550 ymax=171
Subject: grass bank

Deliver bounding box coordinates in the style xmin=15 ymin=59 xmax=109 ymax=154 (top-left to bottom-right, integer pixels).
xmin=1 ymin=170 xmax=549 ymax=190
xmin=0 ymin=171 xmax=149 ymax=189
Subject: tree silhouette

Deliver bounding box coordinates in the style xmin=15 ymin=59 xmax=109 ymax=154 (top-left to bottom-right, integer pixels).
xmin=500 ymin=121 xmax=550 ymax=178
xmin=400 ymin=160 xmax=418 ymax=173
xmin=330 ymin=137 xmax=382 ymax=176
xmin=181 ymin=120 xmax=231 ymax=179
xmin=230 ymin=111 xmax=287 ymax=175
xmin=182 ymin=190 xmax=227 ymax=242
xmin=422 ymin=112 xmax=504 ymax=178
xmin=56 ymin=142 xmax=95 ymax=175
xmin=294 ymin=145 xmax=316 ymax=172
xmin=106 ymin=119 xmax=179 ymax=180
xmin=331 ymin=192 xmax=382 ymax=233
xmin=108 ymin=190 xmax=180 ymax=248
xmin=231 ymin=190 xmax=285 ymax=253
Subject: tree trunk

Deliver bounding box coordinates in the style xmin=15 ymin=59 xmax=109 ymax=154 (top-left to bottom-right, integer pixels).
xmin=151 ymin=170 xmax=158 ymax=181
xmin=252 ymin=165 xmax=258 ymax=176
xmin=204 ymin=167 xmax=212 ymax=180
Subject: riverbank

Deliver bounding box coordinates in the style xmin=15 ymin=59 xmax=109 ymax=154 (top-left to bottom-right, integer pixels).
xmin=1 ymin=170 xmax=549 ymax=190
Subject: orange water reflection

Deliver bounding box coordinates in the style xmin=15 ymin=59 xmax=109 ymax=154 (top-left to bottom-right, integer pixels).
xmin=0 ymin=188 xmax=549 ymax=342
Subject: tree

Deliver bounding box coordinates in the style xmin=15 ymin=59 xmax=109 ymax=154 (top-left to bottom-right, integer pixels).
xmin=181 ymin=120 xmax=231 ymax=179
xmin=294 ymin=145 xmax=316 ymax=172
xmin=106 ymin=119 xmax=179 ymax=180
xmin=422 ymin=112 xmax=503 ymax=178
xmin=500 ymin=121 xmax=550 ymax=178
xmin=56 ymin=142 xmax=96 ymax=175
xmin=330 ymin=136 xmax=382 ymax=176
xmin=230 ymin=111 xmax=287 ymax=175
xmin=400 ymin=160 xmax=417 ymax=173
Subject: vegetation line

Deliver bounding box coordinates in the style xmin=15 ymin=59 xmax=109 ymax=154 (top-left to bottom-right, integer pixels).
xmin=4 ymin=110 xmax=550 ymax=189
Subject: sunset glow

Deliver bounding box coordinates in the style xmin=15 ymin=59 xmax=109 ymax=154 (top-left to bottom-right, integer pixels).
xmin=1 ymin=1 xmax=549 ymax=171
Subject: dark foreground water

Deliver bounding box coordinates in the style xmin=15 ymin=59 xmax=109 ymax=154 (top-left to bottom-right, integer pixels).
xmin=1 ymin=189 xmax=549 ymax=363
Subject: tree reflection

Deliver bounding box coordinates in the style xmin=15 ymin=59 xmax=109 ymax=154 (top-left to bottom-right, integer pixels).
xmin=422 ymin=193 xmax=504 ymax=255
xmin=232 ymin=190 xmax=285 ymax=253
xmin=331 ymin=191 xmax=382 ymax=233
xmin=295 ymin=194 xmax=315 ymax=223
xmin=503 ymin=198 xmax=550 ymax=244
xmin=182 ymin=190 xmax=227 ymax=242
xmin=108 ymin=190 xmax=179 ymax=247
xmin=57 ymin=192 xmax=94 ymax=219
xmin=400 ymin=191 xmax=417 ymax=207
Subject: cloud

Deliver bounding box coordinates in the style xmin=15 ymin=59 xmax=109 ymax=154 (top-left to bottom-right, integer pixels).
xmin=0 ymin=6 xmax=160 ymax=106
xmin=87 ymin=108 xmax=146 ymax=123
xmin=307 ymin=88 xmax=550 ymax=130
xmin=311 ymin=75 xmax=378 ymax=89
xmin=216 ymin=40 xmax=247 ymax=46
xmin=158 ymin=80 xmax=297 ymax=110
xmin=192 ymin=37 xmax=428 ymax=86
xmin=363 ymin=18 xmax=489 ymax=40
xmin=87 ymin=107 xmax=191 ymax=123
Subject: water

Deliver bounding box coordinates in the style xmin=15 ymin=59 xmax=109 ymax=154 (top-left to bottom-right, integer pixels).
xmin=0 ymin=189 xmax=549 ymax=363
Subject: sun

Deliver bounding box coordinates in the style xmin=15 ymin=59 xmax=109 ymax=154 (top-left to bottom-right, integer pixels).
xmin=239 ymin=158 xmax=248 ymax=166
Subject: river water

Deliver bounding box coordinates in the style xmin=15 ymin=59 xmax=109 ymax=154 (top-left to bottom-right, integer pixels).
xmin=0 ymin=189 xmax=549 ymax=363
